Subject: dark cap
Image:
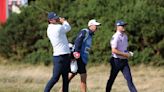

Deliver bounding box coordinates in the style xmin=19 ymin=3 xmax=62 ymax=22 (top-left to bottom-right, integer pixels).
xmin=115 ymin=20 xmax=127 ymax=26
xmin=48 ymin=12 xmax=59 ymax=20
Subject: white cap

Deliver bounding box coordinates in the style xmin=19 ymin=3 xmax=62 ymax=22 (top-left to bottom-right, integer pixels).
xmin=88 ymin=19 xmax=101 ymax=27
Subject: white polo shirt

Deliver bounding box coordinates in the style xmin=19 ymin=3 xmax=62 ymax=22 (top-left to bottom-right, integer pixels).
xmin=110 ymin=31 xmax=128 ymax=59
xmin=47 ymin=21 xmax=71 ymax=56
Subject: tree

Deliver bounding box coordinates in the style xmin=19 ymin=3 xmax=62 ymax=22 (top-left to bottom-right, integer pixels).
xmin=0 ymin=0 xmax=163 ymax=65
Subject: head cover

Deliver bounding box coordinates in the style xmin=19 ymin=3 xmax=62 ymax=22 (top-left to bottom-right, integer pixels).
xmin=115 ymin=20 xmax=127 ymax=26
xmin=88 ymin=19 xmax=101 ymax=26
xmin=48 ymin=12 xmax=59 ymax=20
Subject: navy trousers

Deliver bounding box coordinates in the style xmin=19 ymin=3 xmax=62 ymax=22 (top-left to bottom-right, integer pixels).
xmin=106 ymin=57 xmax=137 ymax=92
xmin=44 ymin=54 xmax=70 ymax=92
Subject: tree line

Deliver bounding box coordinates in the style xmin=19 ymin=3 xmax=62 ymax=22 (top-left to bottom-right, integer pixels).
xmin=0 ymin=0 xmax=163 ymax=66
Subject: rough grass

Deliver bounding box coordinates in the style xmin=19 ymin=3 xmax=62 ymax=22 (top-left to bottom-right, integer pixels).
xmin=0 ymin=62 xmax=164 ymax=92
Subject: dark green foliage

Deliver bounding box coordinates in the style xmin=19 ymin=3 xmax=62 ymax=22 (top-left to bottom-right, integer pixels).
xmin=0 ymin=0 xmax=163 ymax=65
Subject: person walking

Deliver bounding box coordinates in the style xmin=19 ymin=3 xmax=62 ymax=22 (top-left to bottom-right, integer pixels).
xmin=44 ymin=12 xmax=71 ymax=92
xmin=67 ymin=19 xmax=101 ymax=92
xmin=106 ymin=20 xmax=137 ymax=92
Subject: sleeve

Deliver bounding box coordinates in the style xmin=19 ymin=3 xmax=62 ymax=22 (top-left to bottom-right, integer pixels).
xmin=125 ymin=34 xmax=128 ymax=47
xmin=61 ymin=21 xmax=71 ymax=33
xmin=110 ymin=35 xmax=118 ymax=48
xmin=74 ymin=30 xmax=86 ymax=52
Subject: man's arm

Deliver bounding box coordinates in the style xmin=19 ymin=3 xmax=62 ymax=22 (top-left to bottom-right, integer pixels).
xmin=60 ymin=18 xmax=71 ymax=33
xmin=73 ymin=30 xmax=86 ymax=58
xmin=74 ymin=30 xmax=86 ymax=52
xmin=112 ymin=48 xmax=131 ymax=58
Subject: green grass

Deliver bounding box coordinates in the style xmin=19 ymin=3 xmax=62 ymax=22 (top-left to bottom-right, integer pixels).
xmin=0 ymin=63 xmax=164 ymax=92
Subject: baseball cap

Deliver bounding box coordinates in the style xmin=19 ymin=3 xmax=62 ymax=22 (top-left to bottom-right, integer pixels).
xmin=48 ymin=12 xmax=59 ymax=20
xmin=115 ymin=20 xmax=127 ymax=26
xmin=88 ymin=19 xmax=101 ymax=27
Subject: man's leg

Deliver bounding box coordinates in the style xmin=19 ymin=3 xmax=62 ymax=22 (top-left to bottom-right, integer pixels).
xmin=44 ymin=56 xmax=62 ymax=92
xmin=106 ymin=58 xmax=120 ymax=92
xmin=60 ymin=73 xmax=76 ymax=92
xmin=121 ymin=62 xmax=137 ymax=92
xmin=80 ymin=73 xmax=87 ymax=92
xmin=106 ymin=67 xmax=119 ymax=92
xmin=77 ymin=58 xmax=87 ymax=92
xmin=68 ymin=73 xmax=76 ymax=82
xmin=61 ymin=54 xmax=71 ymax=92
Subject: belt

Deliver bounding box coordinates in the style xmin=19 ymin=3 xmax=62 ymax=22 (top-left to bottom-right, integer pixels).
xmin=60 ymin=54 xmax=70 ymax=56
xmin=112 ymin=57 xmax=127 ymax=61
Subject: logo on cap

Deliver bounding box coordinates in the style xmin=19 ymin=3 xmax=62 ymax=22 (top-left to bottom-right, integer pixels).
xmin=115 ymin=20 xmax=127 ymax=26
xmin=48 ymin=12 xmax=59 ymax=20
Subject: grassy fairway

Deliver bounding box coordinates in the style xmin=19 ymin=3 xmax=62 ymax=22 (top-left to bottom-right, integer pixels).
xmin=0 ymin=63 xmax=164 ymax=92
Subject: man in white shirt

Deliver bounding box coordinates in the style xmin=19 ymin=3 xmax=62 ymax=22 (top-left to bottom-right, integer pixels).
xmin=106 ymin=20 xmax=137 ymax=92
xmin=44 ymin=12 xmax=71 ymax=92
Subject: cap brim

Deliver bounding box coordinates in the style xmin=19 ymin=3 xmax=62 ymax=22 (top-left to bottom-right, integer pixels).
xmin=92 ymin=22 xmax=101 ymax=26
xmin=122 ymin=23 xmax=128 ymax=26
xmin=124 ymin=23 xmax=128 ymax=25
xmin=49 ymin=16 xmax=59 ymax=20
xmin=96 ymin=22 xmax=101 ymax=25
xmin=54 ymin=16 xmax=59 ymax=19
xmin=116 ymin=23 xmax=128 ymax=26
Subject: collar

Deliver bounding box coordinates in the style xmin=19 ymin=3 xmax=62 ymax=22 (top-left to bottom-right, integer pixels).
xmin=88 ymin=28 xmax=94 ymax=35
xmin=116 ymin=30 xmax=124 ymax=36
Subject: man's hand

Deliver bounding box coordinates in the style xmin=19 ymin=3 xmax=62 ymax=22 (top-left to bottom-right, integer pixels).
xmin=73 ymin=52 xmax=80 ymax=59
xmin=59 ymin=17 xmax=66 ymax=23
xmin=124 ymin=51 xmax=134 ymax=58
